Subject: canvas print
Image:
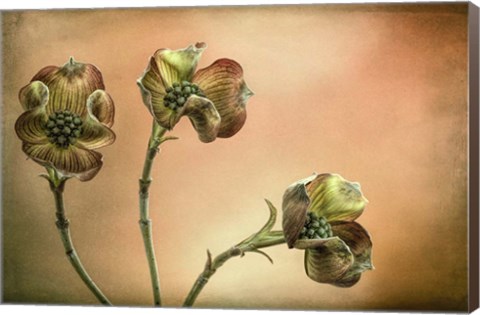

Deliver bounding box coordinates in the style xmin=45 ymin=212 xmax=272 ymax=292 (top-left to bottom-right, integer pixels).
xmin=1 ymin=2 xmax=479 ymax=312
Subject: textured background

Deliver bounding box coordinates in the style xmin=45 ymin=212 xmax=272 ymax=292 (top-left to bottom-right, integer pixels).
xmin=2 ymin=4 xmax=469 ymax=311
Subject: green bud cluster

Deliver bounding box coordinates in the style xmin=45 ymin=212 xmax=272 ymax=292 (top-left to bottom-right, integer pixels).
xmin=44 ymin=110 xmax=83 ymax=148
xmin=299 ymin=212 xmax=333 ymax=240
xmin=163 ymin=81 xmax=205 ymax=110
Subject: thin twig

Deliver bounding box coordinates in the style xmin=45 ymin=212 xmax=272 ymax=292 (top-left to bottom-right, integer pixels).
xmin=138 ymin=120 xmax=169 ymax=306
xmin=183 ymin=231 xmax=286 ymax=307
xmin=49 ymin=179 xmax=112 ymax=306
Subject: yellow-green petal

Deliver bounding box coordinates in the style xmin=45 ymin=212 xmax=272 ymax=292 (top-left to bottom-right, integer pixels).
xmin=87 ymin=89 xmax=115 ymax=127
xmin=304 ymin=237 xmax=354 ymax=284
xmin=181 ymin=95 xmax=221 ymax=143
xmin=22 ymin=142 xmax=103 ymax=181
xmin=15 ymin=101 xmax=49 ymax=144
xmin=19 ymin=81 xmax=49 ymax=110
xmin=152 ymin=42 xmax=206 ymax=87
xmin=193 ymin=58 xmax=253 ymax=138
xmin=76 ymin=90 xmax=116 ymax=150
xmin=137 ymin=56 xmax=170 ymax=125
xmin=306 ymin=173 xmax=368 ymax=221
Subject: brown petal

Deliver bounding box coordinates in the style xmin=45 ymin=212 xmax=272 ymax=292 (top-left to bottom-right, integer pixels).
xmin=182 ymin=95 xmax=221 ymax=143
xmin=193 ymin=59 xmax=253 ymax=138
xmin=282 ymin=175 xmax=317 ymax=248
xmin=304 ymin=237 xmax=354 ymax=284
xmin=331 ymin=221 xmax=374 ymax=278
xmin=15 ymin=102 xmax=49 ymax=145
xmin=19 ymin=81 xmax=49 ymax=110
xmin=294 ymin=237 xmax=332 ymax=250
xmin=332 ymin=273 xmax=362 ymax=288
xmin=31 ymin=58 xmax=105 ymax=117
xmin=22 ymin=142 xmax=103 ymax=181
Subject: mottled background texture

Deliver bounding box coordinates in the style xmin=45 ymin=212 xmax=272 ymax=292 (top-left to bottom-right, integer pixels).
xmin=1 ymin=3 xmax=469 ymax=311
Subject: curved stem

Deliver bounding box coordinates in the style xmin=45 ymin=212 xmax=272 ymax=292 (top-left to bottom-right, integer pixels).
xmin=49 ymin=180 xmax=112 ymax=306
xmin=183 ymin=231 xmax=286 ymax=307
xmin=139 ymin=120 xmax=167 ymax=306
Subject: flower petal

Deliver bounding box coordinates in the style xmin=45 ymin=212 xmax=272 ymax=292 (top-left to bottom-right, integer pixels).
xmin=137 ymin=57 xmax=177 ymax=129
xmin=15 ymin=99 xmax=49 ymax=145
xmin=282 ymin=174 xmax=317 ymax=248
xmin=294 ymin=236 xmax=335 ymax=250
xmin=306 ymin=174 xmax=368 ymax=222
xmin=137 ymin=57 xmax=167 ymax=109
xmin=331 ymin=221 xmax=374 ymax=278
xmin=31 ymin=58 xmax=105 ymax=116
xmin=152 ymin=42 xmax=206 ymax=87
xmin=332 ymin=273 xmax=362 ymax=288
xmin=76 ymin=91 xmax=116 ymax=150
xmin=193 ymin=59 xmax=253 ymax=138
xmin=87 ymin=89 xmax=115 ymax=127
xmin=19 ymin=81 xmax=49 ymax=110
xmin=181 ymin=95 xmax=221 ymax=143
xmin=304 ymin=237 xmax=354 ymax=284
xmin=22 ymin=142 xmax=103 ymax=181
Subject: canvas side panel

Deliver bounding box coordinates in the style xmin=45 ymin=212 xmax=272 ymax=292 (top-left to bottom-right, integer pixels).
xmin=0 ymin=9 xmax=4 ymax=304
xmin=468 ymin=1 xmax=480 ymax=313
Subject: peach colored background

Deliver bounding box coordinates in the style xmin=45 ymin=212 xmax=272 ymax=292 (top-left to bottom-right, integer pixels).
xmin=2 ymin=4 xmax=469 ymax=311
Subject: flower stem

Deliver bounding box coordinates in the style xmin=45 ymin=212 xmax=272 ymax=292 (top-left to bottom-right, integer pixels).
xmin=183 ymin=231 xmax=286 ymax=307
xmin=139 ymin=120 xmax=168 ymax=307
xmin=49 ymin=179 xmax=112 ymax=306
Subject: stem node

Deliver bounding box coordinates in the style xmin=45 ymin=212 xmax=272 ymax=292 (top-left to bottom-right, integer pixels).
xmin=139 ymin=178 xmax=152 ymax=197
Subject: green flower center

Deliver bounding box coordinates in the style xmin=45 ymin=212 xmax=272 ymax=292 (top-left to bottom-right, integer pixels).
xmin=163 ymin=81 xmax=205 ymax=110
xmin=299 ymin=212 xmax=333 ymax=240
xmin=44 ymin=110 xmax=83 ymax=149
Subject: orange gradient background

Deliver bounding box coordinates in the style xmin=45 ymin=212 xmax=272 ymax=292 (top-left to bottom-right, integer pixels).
xmin=2 ymin=4 xmax=469 ymax=311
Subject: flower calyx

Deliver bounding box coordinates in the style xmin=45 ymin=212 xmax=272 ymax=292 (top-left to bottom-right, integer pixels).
xmin=234 ymin=199 xmax=286 ymax=264
xmin=40 ymin=166 xmax=70 ymax=193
